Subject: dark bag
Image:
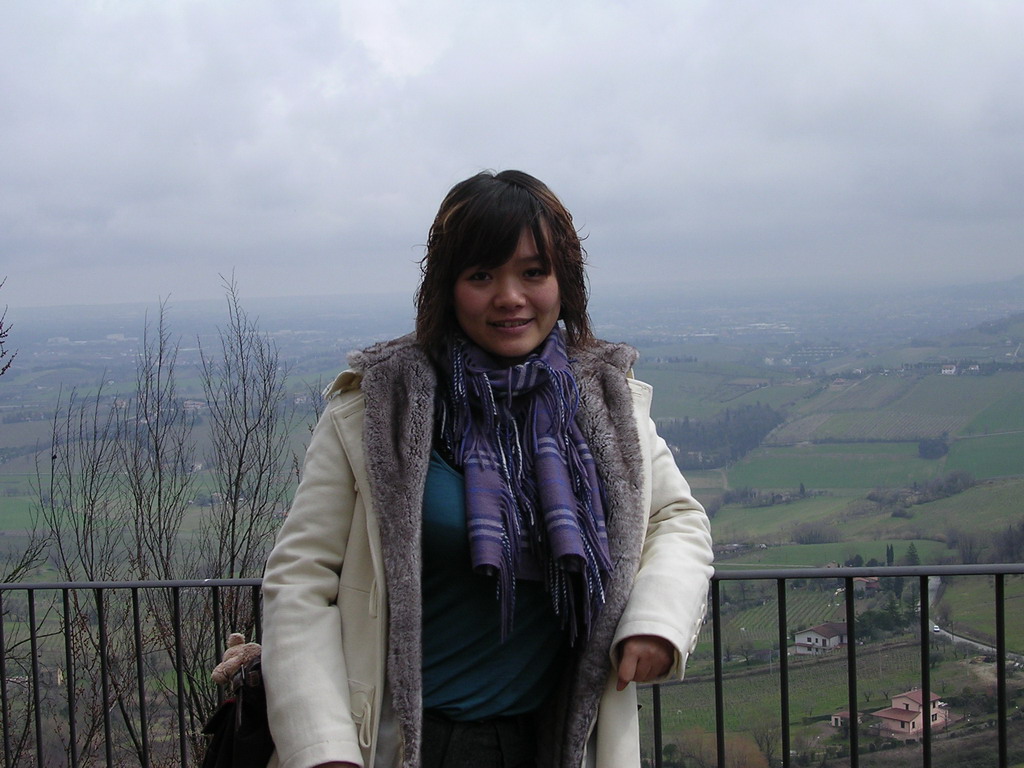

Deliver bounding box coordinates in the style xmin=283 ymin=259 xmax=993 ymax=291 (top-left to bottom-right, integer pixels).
xmin=201 ymin=659 xmax=275 ymax=768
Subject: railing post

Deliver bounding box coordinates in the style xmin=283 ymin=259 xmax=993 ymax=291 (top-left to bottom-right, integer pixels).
xmin=844 ymin=577 xmax=858 ymax=768
xmin=173 ymin=586 xmax=188 ymax=767
xmin=652 ymin=684 xmax=663 ymax=768
xmin=29 ymin=590 xmax=43 ymax=765
xmin=64 ymin=589 xmax=80 ymax=768
xmin=95 ymin=587 xmax=114 ymax=767
xmin=252 ymin=582 xmax=264 ymax=643
xmin=132 ymin=587 xmax=151 ymax=767
xmin=996 ymin=574 xmax=1007 ymax=766
xmin=0 ymin=589 xmax=10 ymax=768
xmin=713 ymin=580 xmax=725 ymax=768
xmin=919 ymin=575 xmax=932 ymax=768
xmin=212 ymin=585 xmax=224 ymax=704
xmin=777 ymin=579 xmax=790 ymax=768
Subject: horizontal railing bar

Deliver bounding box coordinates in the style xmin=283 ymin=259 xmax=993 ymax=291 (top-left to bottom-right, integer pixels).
xmin=0 ymin=578 xmax=264 ymax=591
xmin=5 ymin=564 xmax=1022 ymax=593
xmin=712 ymin=563 xmax=1024 ymax=580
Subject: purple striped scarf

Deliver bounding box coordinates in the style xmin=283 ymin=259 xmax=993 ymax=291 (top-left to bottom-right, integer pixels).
xmin=436 ymin=328 xmax=612 ymax=642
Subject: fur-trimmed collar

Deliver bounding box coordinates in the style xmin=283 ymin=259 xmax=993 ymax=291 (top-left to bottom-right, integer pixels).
xmin=350 ymin=332 xmax=645 ymax=768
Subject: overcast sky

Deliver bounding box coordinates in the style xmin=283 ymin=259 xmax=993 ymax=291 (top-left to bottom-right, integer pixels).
xmin=2 ymin=1 xmax=1022 ymax=310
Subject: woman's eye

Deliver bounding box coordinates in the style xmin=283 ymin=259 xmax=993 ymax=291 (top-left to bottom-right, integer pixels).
xmin=467 ymin=271 xmax=490 ymax=282
xmin=524 ymin=268 xmax=547 ymax=278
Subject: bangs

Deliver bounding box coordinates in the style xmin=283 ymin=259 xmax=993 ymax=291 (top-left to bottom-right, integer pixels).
xmin=447 ymin=184 xmax=551 ymax=273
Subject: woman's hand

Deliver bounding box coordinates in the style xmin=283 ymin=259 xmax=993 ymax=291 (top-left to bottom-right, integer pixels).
xmin=616 ymin=634 xmax=674 ymax=691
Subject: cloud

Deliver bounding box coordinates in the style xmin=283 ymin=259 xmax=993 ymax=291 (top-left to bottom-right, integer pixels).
xmin=1 ymin=0 xmax=1022 ymax=307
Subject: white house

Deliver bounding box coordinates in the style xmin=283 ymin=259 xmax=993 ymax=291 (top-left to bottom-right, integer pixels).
xmin=793 ymin=622 xmax=848 ymax=655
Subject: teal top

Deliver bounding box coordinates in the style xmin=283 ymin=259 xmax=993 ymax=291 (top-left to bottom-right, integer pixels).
xmin=420 ymin=451 xmax=566 ymax=720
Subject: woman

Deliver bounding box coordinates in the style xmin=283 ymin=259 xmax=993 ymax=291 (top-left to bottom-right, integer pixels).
xmin=261 ymin=170 xmax=714 ymax=768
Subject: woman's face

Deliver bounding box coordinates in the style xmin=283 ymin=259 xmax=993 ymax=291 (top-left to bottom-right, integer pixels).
xmin=453 ymin=228 xmax=561 ymax=364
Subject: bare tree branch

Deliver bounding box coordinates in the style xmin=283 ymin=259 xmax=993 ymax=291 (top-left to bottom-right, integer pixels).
xmin=197 ymin=275 xmax=293 ymax=585
xmin=22 ymin=281 xmax=307 ymax=764
xmin=0 ymin=277 xmax=16 ymax=377
xmin=122 ymin=300 xmax=197 ymax=580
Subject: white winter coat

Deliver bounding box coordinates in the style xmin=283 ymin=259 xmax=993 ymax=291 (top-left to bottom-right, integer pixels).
xmin=261 ymin=336 xmax=713 ymax=768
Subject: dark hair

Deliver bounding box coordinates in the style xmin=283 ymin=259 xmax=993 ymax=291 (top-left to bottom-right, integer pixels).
xmin=415 ymin=170 xmax=593 ymax=355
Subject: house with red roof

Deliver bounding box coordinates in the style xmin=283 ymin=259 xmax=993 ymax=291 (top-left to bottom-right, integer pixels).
xmin=852 ymin=576 xmax=881 ymax=596
xmin=869 ymin=689 xmax=950 ymax=740
xmin=793 ymin=622 xmax=847 ymax=655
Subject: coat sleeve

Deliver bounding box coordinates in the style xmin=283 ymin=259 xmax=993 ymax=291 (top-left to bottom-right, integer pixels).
xmin=610 ymin=411 xmax=714 ymax=680
xmin=261 ymin=399 xmax=367 ymax=768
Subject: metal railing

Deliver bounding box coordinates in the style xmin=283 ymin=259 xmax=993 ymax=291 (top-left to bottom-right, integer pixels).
xmin=2 ymin=566 xmax=1022 ymax=767
xmin=650 ymin=563 xmax=1024 ymax=768
xmin=0 ymin=578 xmax=262 ymax=767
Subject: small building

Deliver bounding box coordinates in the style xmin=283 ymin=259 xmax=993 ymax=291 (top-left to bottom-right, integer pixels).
xmin=852 ymin=576 xmax=881 ymax=596
xmin=870 ymin=689 xmax=950 ymax=740
xmin=793 ymin=622 xmax=848 ymax=655
xmin=830 ymin=710 xmax=861 ymax=728
xmin=941 ymin=364 xmax=957 ymax=375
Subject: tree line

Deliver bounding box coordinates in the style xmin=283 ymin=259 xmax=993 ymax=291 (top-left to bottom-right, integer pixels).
xmin=657 ymin=403 xmax=785 ymax=470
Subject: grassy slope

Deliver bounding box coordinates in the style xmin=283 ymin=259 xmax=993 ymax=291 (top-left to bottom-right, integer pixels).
xmin=634 ymin=359 xmax=816 ymax=421
xmin=947 ymin=431 xmax=1024 ymax=478
xmin=710 ymin=478 xmax=1024 ymax=569
xmin=765 ymin=371 xmax=1024 ymax=444
xmin=936 ymin=574 xmax=1024 ymax=647
xmin=727 ymin=442 xmax=944 ymax=491
xmin=0 ymin=495 xmax=36 ymax=529
xmin=716 ymin=540 xmax=951 ymax=568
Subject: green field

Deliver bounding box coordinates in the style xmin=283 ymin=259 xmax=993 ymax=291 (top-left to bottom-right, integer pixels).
xmin=710 ymin=495 xmax=852 ymax=542
xmin=716 ymin=540 xmax=950 ymax=568
xmin=0 ymin=495 xmax=36 ymax=529
xmin=711 ymin=477 xmax=1024 ymax=556
xmin=906 ymin=476 xmax=1024 ymax=523
xmin=895 ymin=374 xmax=1023 ymax=420
xmin=814 ymin=409 xmax=966 ymax=442
xmin=727 ymin=442 xmax=945 ymax=491
xmin=794 ymin=375 xmax=912 ymax=414
xmin=947 ymin=431 xmax=1024 ymax=479
xmin=766 ymin=371 xmax=1024 ymax=444
xmin=936 ymin=574 xmax=1024 ymax=647
xmin=633 ymin=360 xmax=816 ymax=421
xmin=964 ymin=386 xmax=1024 ymax=434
